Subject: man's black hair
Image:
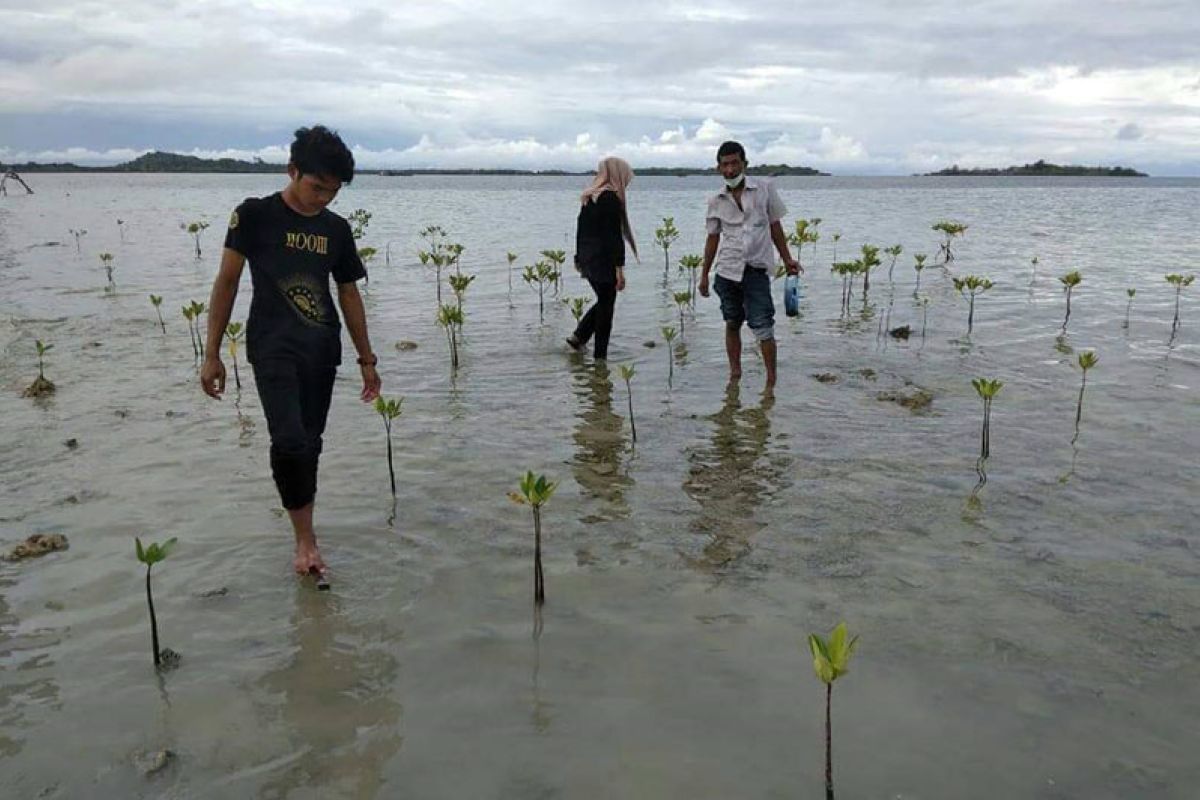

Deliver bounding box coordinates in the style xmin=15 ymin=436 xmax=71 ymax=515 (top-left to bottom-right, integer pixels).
xmin=716 ymin=140 xmax=747 ymax=163
xmin=290 ymin=125 xmax=355 ymax=184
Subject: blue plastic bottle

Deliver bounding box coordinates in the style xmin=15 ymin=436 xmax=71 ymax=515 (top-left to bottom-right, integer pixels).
xmin=784 ymin=273 xmax=801 ymax=317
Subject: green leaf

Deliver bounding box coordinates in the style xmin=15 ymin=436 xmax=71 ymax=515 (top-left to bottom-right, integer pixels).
xmin=135 ymin=537 xmax=146 ymax=563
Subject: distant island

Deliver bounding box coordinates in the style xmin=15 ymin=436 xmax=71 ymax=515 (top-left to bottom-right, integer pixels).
xmin=925 ymin=159 xmax=1147 ymax=177
xmin=2 ymin=151 xmax=828 ymax=177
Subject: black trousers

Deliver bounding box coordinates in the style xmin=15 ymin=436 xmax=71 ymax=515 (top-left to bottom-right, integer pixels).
xmin=253 ymin=359 xmax=337 ymax=510
xmin=573 ymin=279 xmax=618 ymax=359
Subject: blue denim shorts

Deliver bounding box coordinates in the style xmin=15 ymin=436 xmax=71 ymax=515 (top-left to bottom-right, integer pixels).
xmin=714 ymin=268 xmax=775 ymax=341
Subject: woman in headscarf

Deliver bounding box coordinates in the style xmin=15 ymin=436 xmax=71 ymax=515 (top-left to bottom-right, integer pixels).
xmin=566 ymin=156 xmax=639 ymax=360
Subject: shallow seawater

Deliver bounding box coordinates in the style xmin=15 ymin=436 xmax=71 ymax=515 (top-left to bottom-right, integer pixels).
xmin=1 ymin=174 xmax=1198 ymax=798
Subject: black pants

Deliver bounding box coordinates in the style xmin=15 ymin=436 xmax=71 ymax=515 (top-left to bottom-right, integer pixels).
xmin=573 ymin=279 xmax=618 ymax=359
xmin=253 ymin=359 xmax=337 ymax=510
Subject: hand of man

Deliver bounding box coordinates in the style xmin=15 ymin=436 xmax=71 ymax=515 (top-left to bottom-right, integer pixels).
xmin=616 ymin=268 xmax=626 ymax=292
xmin=360 ymin=364 xmax=381 ymax=402
xmin=784 ymin=255 xmax=802 ymax=275
xmin=699 ymin=272 xmax=710 ymax=298
xmin=200 ymin=357 xmax=226 ymax=399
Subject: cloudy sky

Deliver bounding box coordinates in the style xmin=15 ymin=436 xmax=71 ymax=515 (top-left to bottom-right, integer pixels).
xmin=2 ymin=0 xmax=1198 ymax=174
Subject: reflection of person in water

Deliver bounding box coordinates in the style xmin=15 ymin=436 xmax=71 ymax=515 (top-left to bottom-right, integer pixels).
xmin=256 ymin=589 xmax=402 ymax=798
xmin=682 ymin=381 xmax=787 ymax=572
xmin=570 ymin=364 xmax=632 ymax=521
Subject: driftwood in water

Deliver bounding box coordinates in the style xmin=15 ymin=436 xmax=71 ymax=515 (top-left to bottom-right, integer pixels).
xmin=1 ymin=170 xmax=35 ymax=195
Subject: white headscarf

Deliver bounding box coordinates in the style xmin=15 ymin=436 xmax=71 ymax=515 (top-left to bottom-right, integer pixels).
xmin=580 ymin=156 xmax=639 ymax=260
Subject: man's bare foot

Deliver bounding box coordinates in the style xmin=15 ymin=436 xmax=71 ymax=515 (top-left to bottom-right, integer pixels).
xmin=294 ymin=544 xmax=327 ymax=576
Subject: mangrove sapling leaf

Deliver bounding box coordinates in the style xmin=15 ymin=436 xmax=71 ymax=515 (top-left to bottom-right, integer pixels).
xmin=134 ymin=536 xmax=179 ymax=669
xmin=99 ymin=252 xmax=115 ymax=288
xmin=1059 ymin=270 xmax=1082 ymax=331
xmin=807 ymin=622 xmax=859 ymax=800
xmin=1073 ymin=351 xmax=1098 ymax=443
xmin=971 ymin=378 xmax=1003 ymax=460
xmin=182 ymin=221 xmax=210 ymax=259
xmin=884 ymin=244 xmax=903 ymax=281
xmin=347 ymin=209 xmax=372 ymax=241
xmin=1123 ymin=288 xmax=1136 ymax=329
xmin=618 ymin=364 xmax=637 ymax=444
xmin=436 ymin=304 xmax=464 ymax=371
xmin=563 ymin=296 xmax=588 ymax=323
xmin=508 ymin=471 xmax=559 ymax=605
xmin=678 ymin=254 xmax=702 ymax=307
xmin=149 ymin=295 xmax=166 ymax=334
xmin=788 ymin=220 xmax=817 ymax=269
xmin=23 ymin=340 xmax=56 ymax=398
xmin=69 ymin=228 xmax=87 ymax=253
xmin=374 ymin=396 xmax=404 ymax=497
xmin=673 ymin=291 xmax=692 ymax=335
xmin=654 ymin=217 xmax=680 ymax=279
xmin=36 ymin=340 xmax=52 ymax=381
xmin=225 ymin=322 xmax=245 ymax=391
xmin=1165 ymin=273 xmax=1195 ymax=332
xmin=952 ymin=275 xmax=994 ymax=335
xmin=932 ymin=220 xmax=968 ymax=264
xmin=661 ymin=326 xmax=677 ymax=384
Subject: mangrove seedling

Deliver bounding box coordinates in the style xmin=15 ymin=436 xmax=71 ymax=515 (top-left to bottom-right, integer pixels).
xmin=69 ymin=228 xmax=87 ymax=253
xmin=448 ymin=272 xmax=475 ymax=312
xmin=952 ymin=275 xmax=994 ymax=334
xmin=788 ymin=219 xmax=818 ymax=269
xmin=971 ymin=378 xmax=1003 ymax=459
xmin=1059 ymin=270 xmax=1082 ymax=330
xmin=654 ymin=217 xmax=680 ymax=279
xmin=347 ymin=208 xmax=372 ymax=241
xmin=437 ymin=304 xmax=464 ymax=371
xmin=932 ymin=220 xmax=968 ymax=263
xmin=1165 ymin=273 xmax=1195 ymax=332
xmin=808 ymin=622 xmax=859 ymax=800
xmin=446 ymin=242 xmax=465 ymax=275
xmin=225 ymin=322 xmax=245 ymax=391
xmin=189 ymin=301 xmax=207 ymax=357
xmin=1030 ymin=255 xmax=1039 ymax=285
xmin=563 ymin=296 xmax=588 ymax=324
xmin=920 ymin=296 xmax=930 ymax=342
xmin=117 ymin=218 xmax=126 ymax=242
xmin=661 ymin=325 xmax=677 ymax=383
xmin=182 ymin=221 xmax=210 ymax=259
xmin=149 ymin=295 xmax=166 ymax=333
xmin=522 ymin=260 xmax=560 ymax=323
xmin=508 ymin=471 xmax=559 ymax=606
xmin=99 ymin=252 xmax=115 ymax=288
xmin=859 ymin=244 xmax=881 ymax=293
xmin=884 ymin=244 xmax=903 ymax=281
xmin=23 ymin=340 xmax=56 ymax=398
xmin=182 ymin=305 xmax=198 ymax=357
xmin=539 ymin=249 xmax=566 ymax=294
xmin=830 ymin=232 xmax=841 ymax=264
xmin=912 ymin=254 xmax=928 ymax=295
xmin=832 ymin=261 xmax=858 ymax=313
xmin=1073 ymin=351 xmax=1097 ymax=443
xmin=135 ymin=536 xmax=178 ymax=670
xmin=507 ymin=251 xmax=519 ymax=304
xmin=619 ymin=363 xmax=637 ymax=444
xmin=806 ymin=217 xmax=822 ymax=260
xmin=374 ymin=396 xmax=404 ymax=497
xmin=1123 ymin=288 xmax=1135 ymax=329
xmin=678 ymin=254 xmax=702 ymax=307
xmin=673 ymin=291 xmax=692 ymax=335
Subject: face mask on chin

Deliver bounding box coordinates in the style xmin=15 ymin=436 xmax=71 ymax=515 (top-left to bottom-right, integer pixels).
xmin=724 ymin=172 xmax=745 ymax=189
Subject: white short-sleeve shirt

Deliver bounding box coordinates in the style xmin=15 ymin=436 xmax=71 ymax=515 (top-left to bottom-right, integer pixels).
xmin=705 ymin=176 xmax=787 ymax=282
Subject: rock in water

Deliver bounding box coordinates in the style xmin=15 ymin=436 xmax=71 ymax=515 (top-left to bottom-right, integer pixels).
xmin=889 ymin=325 xmax=911 ymax=340
xmin=157 ymin=648 xmax=182 ymax=671
xmin=133 ymin=748 xmax=175 ymax=776
xmin=4 ymin=533 xmax=69 ymax=562
xmin=396 ymin=340 xmax=418 ymax=351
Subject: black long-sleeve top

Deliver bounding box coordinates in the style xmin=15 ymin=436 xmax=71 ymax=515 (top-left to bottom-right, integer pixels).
xmin=574 ymin=190 xmax=625 ymax=284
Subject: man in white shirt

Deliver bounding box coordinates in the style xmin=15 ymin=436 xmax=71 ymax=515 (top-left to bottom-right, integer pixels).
xmin=699 ymin=141 xmax=801 ymax=389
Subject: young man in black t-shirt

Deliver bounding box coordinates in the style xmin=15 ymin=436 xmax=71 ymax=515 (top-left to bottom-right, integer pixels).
xmin=200 ymin=125 xmax=381 ymax=582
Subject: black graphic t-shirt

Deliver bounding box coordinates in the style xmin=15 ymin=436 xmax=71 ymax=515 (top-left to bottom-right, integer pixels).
xmin=223 ymin=192 xmax=366 ymax=366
